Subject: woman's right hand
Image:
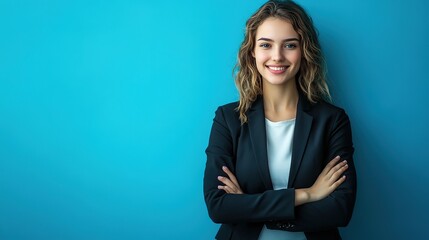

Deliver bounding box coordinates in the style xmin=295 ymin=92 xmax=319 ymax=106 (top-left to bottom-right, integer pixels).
xmin=295 ymin=156 xmax=348 ymax=206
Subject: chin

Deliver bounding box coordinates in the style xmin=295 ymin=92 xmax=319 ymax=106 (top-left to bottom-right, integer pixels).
xmin=264 ymin=76 xmax=295 ymax=86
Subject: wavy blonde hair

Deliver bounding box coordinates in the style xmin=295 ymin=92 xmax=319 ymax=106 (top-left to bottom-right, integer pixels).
xmin=234 ymin=0 xmax=330 ymax=124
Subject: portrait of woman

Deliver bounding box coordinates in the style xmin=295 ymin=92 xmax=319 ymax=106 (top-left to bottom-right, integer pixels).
xmin=203 ymin=0 xmax=357 ymax=239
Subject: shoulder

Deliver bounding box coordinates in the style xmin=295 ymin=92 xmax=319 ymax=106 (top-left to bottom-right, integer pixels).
xmin=308 ymin=100 xmax=347 ymax=118
xmin=307 ymin=101 xmax=352 ymax=132
xmin=218 ymin=100 xmax=240 ymax=112
xmin=215 ymin=100 xmax=240 ymax=119
xmin=213 ymin=100 xmax=241 ymax=128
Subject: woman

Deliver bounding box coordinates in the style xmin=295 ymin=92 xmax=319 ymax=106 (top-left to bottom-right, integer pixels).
xmin=203 ymin=1 xmax=357 ymax=239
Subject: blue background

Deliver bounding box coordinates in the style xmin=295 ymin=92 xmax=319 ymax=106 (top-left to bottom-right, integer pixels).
xmin=1 ymin=0 xmax=428 ymax=239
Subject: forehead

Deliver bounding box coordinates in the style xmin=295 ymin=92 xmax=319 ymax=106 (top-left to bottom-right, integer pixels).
xmin=255 ymin=17 xmax=299 ymax=39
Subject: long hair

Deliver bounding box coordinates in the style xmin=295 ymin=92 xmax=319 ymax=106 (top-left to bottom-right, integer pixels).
xmin=234 ymin=0 xmax=330 ymax=124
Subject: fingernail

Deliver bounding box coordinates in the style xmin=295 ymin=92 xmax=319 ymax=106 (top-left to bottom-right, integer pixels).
xmin=222 ymin=166 xmax=227 ymax=170
xmin=217 ymin=176 xmax=223 ymax=180
xmin=217 ymin=185 xmax=222 ymax=189
xmin=343 ymin=160 xmax=347 ymax=163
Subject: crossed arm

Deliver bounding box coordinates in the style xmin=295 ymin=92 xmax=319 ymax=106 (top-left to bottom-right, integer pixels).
xmin=218 ymin=156 xmax=349 ymax=206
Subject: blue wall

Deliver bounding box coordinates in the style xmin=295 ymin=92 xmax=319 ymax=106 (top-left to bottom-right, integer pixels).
xmin=0 ymin=0 xmax=427 ymax=239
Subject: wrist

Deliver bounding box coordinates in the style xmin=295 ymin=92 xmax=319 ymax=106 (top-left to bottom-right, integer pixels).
xmin=295 ymin=188 xmax=311 ymax=206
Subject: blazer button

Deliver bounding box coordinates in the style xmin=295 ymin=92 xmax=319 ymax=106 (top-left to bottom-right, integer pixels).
xmin=285 ymin=223 xmax=295 ymax=229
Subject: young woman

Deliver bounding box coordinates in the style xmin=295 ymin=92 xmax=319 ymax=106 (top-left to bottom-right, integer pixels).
xmin=203 ymin=1 xmax=357 ymax=239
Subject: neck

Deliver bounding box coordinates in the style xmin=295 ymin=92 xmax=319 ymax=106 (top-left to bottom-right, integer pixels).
xmin=262 ymin=79 xmax=299 ymax=121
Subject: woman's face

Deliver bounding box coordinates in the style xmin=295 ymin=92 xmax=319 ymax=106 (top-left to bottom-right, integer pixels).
xmin=252 ymin=17 xmax=301 ymax=87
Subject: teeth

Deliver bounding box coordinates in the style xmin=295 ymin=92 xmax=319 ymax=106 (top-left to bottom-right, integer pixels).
xmin=268 ymin=66 xmax=286 ymax=71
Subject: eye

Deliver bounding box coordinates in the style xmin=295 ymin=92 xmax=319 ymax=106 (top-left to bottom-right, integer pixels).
xmin=259 ymin=43 xmax=271 ymax=48
xmin=284 ymin=43 xmax=297 ymax=49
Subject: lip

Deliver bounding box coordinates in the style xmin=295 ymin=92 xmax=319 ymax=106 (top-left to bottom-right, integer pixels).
xmin=266 ymin=65 xmax=288 ymax=74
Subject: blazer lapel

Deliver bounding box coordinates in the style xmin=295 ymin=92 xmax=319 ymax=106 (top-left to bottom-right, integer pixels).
xmin=288 ymin=94 xmax=313 ymax=187
xmin=247 ymin=96 xmax=273 ymax=190
xmin=247 ymin=93 xmax=313 ymax=189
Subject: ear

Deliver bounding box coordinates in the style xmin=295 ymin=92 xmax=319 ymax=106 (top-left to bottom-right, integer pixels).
xmin=251 ymin=50 xmax=255 ymax=58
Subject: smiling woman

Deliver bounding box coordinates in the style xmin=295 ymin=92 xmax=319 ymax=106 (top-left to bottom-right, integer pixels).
xmin=203 ymin=1 xmax=357 ymax=240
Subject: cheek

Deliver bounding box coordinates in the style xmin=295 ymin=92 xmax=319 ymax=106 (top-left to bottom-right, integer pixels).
xmin=254 ymin=52 xmax=270 ymax=65
xmin=288 ymin=51 xmax=302 ymax=64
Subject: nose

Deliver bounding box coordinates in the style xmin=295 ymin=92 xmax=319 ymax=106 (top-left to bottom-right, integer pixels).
xmin=271 ymin=46 xmax=285 ymax=62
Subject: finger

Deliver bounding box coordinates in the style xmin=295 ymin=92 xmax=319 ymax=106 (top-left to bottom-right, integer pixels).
xmin=329 ymin=163 xmax=348 ymax=182
xmin=222 ymin=166 xmax=240 ymax=186
xmin=224 ymin=185 xmax=239 ymax=194
xmin=218 ymin=176 xmax=239 ymax=192
xmin=218 ymin=185 xmax=232 ymax=193
xmin=218 ymin=185 xmax=239 ymax=194
xmin=321 ymin=156 xmax=341 ymax=175
xmin=327 ymin=160 xmax=348 ymax=178
xmin=328 ymin=162 xmax=348 ymax=181
xmin=330 ymin=175 xmax=346 ymax=190
xmin=220 ymin=170 xmax=243 ymax=194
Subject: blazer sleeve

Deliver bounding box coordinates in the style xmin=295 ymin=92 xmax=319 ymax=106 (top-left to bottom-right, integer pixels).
xmin=203 ymin=107 xmax=296 ymax=224
xmin=267 ymin=109 xmax=357 ymax=232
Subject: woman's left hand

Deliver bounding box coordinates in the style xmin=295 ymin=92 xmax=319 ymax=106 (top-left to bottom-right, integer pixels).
xmin=217 ymin=166 xmax=243 ymax=194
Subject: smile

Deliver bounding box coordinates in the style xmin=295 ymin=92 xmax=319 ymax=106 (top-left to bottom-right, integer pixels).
xmin=268 ymin=66 xmax=286 ymax=70
xmin=266 ymin=65 xmax=288 ymax=74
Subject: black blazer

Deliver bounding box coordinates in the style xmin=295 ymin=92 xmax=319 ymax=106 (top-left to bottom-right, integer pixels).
xmin=203 ymin=94 xmax=357 ymax=240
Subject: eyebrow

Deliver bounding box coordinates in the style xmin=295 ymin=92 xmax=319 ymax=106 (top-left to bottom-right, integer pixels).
xmin=257 ymin=37 xmax=300 ymax=42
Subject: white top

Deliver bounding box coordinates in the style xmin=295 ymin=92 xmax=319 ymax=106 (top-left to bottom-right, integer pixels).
xmin=258 ymin=118 xmax=307 ymax=240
